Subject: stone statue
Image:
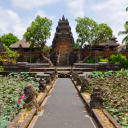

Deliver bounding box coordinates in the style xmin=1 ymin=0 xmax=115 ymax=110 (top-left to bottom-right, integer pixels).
xmin=76 ymin=77 xmax=81 ymax=86
xmin=80 ymin=78 xmax=89 ymax=92
xmin=23 ymin=84 xmax=38 ymax=114
xmin=46 ymin=76 xmax=51 ymax=85
xmin=73 ymin=73 xmax=78 ymax=81
xmin=70 ymin=67 xmax=73 ymax=75
xmin=50 ymin=73 xmax=55 ymax=81
xmin=55 ymin=68 xmax=58 ymax=75
xmin=39 ymin=77 xmax=47 ymax=92
xmin=90 ymin=86 xmax=104 ymax=109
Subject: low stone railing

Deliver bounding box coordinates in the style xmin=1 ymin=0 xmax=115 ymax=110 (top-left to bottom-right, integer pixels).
xmin=71 ymin=73 xmax=122 ymax=128
xmin=7 ymin=72 xmax=58 ymax=128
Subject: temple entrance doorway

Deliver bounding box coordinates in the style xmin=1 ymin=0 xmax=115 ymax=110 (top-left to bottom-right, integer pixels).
xmin=61 ymin=42 xmax=67 ymax=56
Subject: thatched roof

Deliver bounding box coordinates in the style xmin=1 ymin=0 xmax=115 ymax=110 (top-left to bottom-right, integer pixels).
xmin=98 ymin=39 xmax=119 ymax=47
xmin=87 ymin=36 xmax=119 ymax=47
xmin=9 ymin=38 xmax=48 ymax=49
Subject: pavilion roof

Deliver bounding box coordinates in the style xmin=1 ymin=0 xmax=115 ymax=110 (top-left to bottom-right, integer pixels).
xmin=98 ymin=39 xmax=119 ymax=47
xmin=9 ymin=38 xmax=48 ymax=49
xmin=87 ymin=38 xmax=119 ymax=47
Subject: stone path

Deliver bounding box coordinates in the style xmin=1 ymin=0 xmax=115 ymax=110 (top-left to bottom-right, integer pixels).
xmin=33 ymin=78 xmax=98 ymax=128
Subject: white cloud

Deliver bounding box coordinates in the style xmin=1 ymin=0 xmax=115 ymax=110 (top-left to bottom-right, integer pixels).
xmin=11 ymin=0 xmax=60 ymax=10
xmin=70 ymin=25 xmax=77 ymax=42
xmin=67 ymin=0 xmax=85 ymax=18
xmin=89 ymin=0 xmax=128 ymax=44
xmin=36 ymin=10 xmax=55 ymax=20
xmin=47 ymin=30 xmax=55 ymax=46
xmin=0 ymin=8 xmax=30 ymax=39
xmin=0 ymin=7 xmax=56 ymax=44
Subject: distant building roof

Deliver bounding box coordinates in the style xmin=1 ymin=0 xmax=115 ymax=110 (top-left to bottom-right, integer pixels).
xmin=87 ymin=36 xmax=119 ymax=47
xmin=98 ymin=39 xmax=119 ymax=47
xmin=9 ymin=38 xmax=48 ymax=49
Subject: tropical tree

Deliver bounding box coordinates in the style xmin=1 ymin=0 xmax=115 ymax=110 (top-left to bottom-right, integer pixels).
xmin=1 ymin=33 xmax=19 ymax=47
xmin=118 ymin=7 xmax=128 ymax=44
xmin=23 ymin=15 xmax=53 ymax=65
xmin=75 ymin=17 xmax=113 ymax=62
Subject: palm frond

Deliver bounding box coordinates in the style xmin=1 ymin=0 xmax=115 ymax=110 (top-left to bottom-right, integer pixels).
xmin=118 ymin=31 xmax=128 ymax=36
xmin=122 ymin=36 xmax=128 ymax=44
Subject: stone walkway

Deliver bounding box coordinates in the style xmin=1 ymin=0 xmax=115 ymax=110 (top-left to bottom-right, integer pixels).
xmin=33 ymin=78 xmax=98 ymax=128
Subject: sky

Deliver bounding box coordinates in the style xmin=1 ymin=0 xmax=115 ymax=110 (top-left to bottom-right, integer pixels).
xmin=0 ymin=0 xmax=128 ymax=46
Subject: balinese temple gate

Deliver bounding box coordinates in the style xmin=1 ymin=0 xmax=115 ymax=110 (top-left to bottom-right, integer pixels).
xmin=50 ymin=16 xmax=77 ymax=66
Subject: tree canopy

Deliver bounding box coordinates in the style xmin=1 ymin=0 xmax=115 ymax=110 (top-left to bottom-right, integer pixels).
xmin=75 ymin=17 xmax=113 ymax=48
xmin=23 ymin=15 xmax=53 ymax=50
xmin=1 ymin=33 xmax=19 ymax=47
xmin=75 ymin=16 xmax=113 ymax=62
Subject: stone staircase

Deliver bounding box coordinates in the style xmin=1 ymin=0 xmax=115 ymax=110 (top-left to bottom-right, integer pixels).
xmin=59 ymin=56 xmax=67 ymax=66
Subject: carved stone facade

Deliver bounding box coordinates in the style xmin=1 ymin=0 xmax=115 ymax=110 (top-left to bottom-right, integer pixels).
xmin=50 ymin=16 xmax=77 ymax=66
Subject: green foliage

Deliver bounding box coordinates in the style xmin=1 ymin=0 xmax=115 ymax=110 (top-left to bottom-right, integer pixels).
xmin=72 ymin=43 xmax=80 ymax=50
xmin=3 ymin=44 xmax=19 ymax=58
xmin=0 ymin=72 xmax=39 ymax=127
xmin=23 ymin=15 xmax=53 ymax=49
xmin=89 ymin=70 xmax=128 ymax=127
xmin=126 ymin=7 xmax=128 ymax=11
xmin=118 ymin=7 xmax=128 ymax=44
xmin=110 ymin=53 xmax=127 ymax=64
xmin=86 ymin=58 xmax=96 ymax=63
xmin=34 ymin=46 xmax=52 ymax=53
xmin=2 ymin=44 xmax=19 ymax=63
xmin=98 ymin=56 xmax=108 ymax=62
xmin=0 ymin=66 xmax=4 ymax=71
xmin=1 ymin=33 xmax=19 ymax=47
xmin=100 ymin=58 xmax=108 ymax=62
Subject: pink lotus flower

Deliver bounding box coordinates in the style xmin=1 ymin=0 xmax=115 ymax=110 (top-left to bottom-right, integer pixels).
xmin=112 ymin=99 xmax=115 ymax=101
xmin=89 ymin=78 xmax=91 ymax=80
xmin=21 ymin=95 xmax=25 ymax=99
xmin=9 ymin=81 xmax=11 ymax=84
xmin=115 ymin=82 xmax=117 ymax=84
xmin=16 ymin=88 xmax=19 ymax=90
xmin=18 ymin=99 xmax=21 ymax=103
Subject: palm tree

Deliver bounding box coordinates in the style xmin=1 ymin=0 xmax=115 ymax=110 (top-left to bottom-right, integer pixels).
xmin=118 ymin=21 xmax=128 ymax=44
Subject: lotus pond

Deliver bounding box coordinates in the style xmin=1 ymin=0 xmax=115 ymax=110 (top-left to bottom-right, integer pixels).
xmin=0 ymin=72 xmax=39 ymax=128
xmin=88 ymin=69 xmax=128 ymax=128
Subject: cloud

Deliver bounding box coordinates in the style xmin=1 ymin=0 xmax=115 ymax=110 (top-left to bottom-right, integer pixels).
xmin=67 ymin=0 xmax=85 ymax=18
xmin=0 ymin=7 xmax=56 ymax=44
xmin=11 ymin=0 xmax=60 ymax=10
xmin=47 ymin=30 xmax=55 ymax=46
xmin=36 ymin=10 xmax=56 ymax=20
xmin=70 ymin=25 xmax=78 ymax=42
xmin=89 ymin=0 xmax=128 ymax=44
xmin=0 ymin=7 xmax=30 ymax=39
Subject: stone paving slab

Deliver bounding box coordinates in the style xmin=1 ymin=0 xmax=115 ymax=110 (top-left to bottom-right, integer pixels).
xmin=33 ymin=78 xmax=98 ymax=128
